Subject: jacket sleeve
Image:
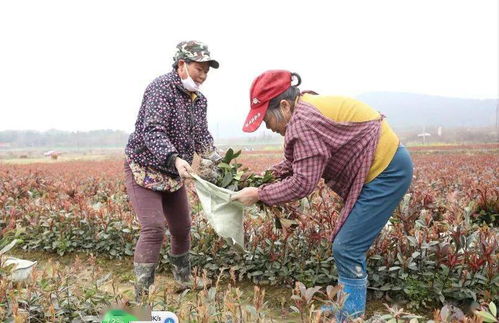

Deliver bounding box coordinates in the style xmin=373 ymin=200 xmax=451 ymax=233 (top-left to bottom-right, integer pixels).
xmin=258 ymin=126 xmax=329 ymax=205
xmin=193 ymin=98 xmax=215 ymax=156
xmin=142 ymin=86 xmax=178 ymax=167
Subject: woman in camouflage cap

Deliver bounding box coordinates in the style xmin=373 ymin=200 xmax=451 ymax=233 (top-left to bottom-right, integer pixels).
xmin=124 ymin=40 xmax=220 ymax=300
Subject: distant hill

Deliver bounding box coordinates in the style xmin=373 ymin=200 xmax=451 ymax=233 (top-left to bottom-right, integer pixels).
xmin=1 ymin=93 xmax=497 ymax=148
xmin=356 ymin=92 xmax=498 ymax=128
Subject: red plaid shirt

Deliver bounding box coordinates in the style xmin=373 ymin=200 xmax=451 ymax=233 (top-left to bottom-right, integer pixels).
xmin=258 ymin=100 xmax=383 ymax=240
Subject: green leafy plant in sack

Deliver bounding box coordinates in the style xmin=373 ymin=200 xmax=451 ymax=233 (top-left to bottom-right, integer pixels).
xmin=212 ymin=148 xmax=274 ymax=190
xmin=212 ymin=148 xmax=306 ymax=230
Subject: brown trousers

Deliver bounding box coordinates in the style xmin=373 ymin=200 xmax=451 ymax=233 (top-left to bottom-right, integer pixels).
xmin=124 ymin=162 xmax=191 ymax=263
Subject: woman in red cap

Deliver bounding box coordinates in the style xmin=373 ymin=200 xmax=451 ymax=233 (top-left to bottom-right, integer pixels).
xmin=231 ymin=70 xmax=413 ymax=321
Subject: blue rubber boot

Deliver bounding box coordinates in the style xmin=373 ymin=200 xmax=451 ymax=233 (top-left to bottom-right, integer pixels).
xmin=336 ymin=276 xmax=367 ymax=322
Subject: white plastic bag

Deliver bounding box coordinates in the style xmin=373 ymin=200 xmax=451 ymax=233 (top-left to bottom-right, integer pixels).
xmin=0 ymin=240 xmax=37 ymax=281
xmin=192 ymin=174 xmax=245 ymax=250
xmin=3 ymin=257 xmax=37 ymax=281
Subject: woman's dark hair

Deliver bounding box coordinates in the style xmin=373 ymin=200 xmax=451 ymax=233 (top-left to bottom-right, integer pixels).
xmin=172 ymin=58 xmax=193 ymax=69
xmin=266 ymin=73 xmax=302 ymax=121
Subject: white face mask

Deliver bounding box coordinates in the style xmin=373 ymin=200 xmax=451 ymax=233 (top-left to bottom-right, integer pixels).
xmin=181 ymin=63 xmax=200 ymax=92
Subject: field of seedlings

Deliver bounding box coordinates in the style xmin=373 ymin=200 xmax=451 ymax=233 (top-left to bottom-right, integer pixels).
xmin=0 ymin=145 xmax=498 ymax=322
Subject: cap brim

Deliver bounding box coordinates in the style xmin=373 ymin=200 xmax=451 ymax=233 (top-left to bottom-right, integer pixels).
xmin=208 ymin=60 xmax=219 ymax=69
xmin=190 ymin=58 xmax=219 ymax=69
xmin=242 ymin=102 xmax=269 ymax=133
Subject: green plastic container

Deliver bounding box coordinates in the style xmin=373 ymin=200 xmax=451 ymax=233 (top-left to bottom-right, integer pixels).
xmin=101 ymin=309 xmax=138 ymax=323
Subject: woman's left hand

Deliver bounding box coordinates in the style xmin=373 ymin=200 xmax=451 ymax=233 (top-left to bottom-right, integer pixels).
xmin=231 ymin=187 xmax=260 ymax=206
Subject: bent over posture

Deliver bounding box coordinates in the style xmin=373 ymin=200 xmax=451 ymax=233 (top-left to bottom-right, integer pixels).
xmin=232 ymin=70 xmax=413 ymax=321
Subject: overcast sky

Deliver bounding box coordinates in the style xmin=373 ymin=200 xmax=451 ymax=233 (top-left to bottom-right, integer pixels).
xmin=0 ymin=0 xmax=497 ymax=138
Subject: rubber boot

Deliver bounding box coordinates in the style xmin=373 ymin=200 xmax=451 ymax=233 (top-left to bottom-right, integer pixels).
xmin=133 ymin=262 xmax=156 ymax=302
xmin=336 ymin=276 xmax=368 ymax=322
xmin=169 ymin=252 xmax=211 ymax=292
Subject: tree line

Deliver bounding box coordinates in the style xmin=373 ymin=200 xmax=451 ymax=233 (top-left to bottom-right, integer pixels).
xmin=0 ymin=129 xmax=129 ymax=148
xmin=0 ymin=126 xmax=496 ymax=149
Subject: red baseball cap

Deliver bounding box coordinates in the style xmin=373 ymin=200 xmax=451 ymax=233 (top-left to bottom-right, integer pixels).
xmin=242 ymin=70 xmax=292 ymax=132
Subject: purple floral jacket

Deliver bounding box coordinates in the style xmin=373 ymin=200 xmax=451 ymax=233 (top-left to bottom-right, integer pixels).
xmin=125 ymin=70 xmax=215 ymax=177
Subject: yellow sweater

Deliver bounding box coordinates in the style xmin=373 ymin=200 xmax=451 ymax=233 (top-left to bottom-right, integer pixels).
xmin=300 ymin=94 xmax=399 ymax=183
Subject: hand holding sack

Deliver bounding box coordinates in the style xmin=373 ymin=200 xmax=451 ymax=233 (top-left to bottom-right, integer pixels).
xmin=174 ymin=156 xmax=194 ymax=179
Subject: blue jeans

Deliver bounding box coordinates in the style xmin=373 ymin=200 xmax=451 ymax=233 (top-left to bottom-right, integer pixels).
xmin=326 ymin=145 xmax=413 ymax=320
xmin=333 ymin=145 xmax=413 ymax=279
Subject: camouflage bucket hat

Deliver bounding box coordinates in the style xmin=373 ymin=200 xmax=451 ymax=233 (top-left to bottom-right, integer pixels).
xmin=174 ymin=40 xmax=219 ymax=69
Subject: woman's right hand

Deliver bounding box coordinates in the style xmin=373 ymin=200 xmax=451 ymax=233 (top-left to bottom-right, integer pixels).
xmin=231 ymin=187 xmax=259 ymax=206
xmin=175 ymin=157 xmax=193 ymax=179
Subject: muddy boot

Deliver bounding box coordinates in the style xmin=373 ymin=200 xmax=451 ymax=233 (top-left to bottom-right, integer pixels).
xmin=133 ymin=262 xmax=156 ymax=302
xmin=169 ymin=252 xmax=211 ymax=292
